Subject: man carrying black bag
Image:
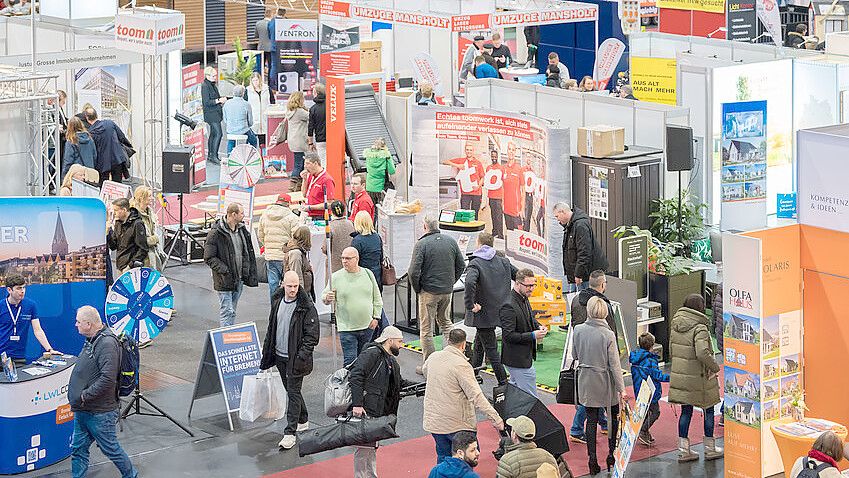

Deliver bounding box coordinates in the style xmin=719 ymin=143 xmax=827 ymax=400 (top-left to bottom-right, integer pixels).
xmin=349 ymin=326 xmax=417 ymax=478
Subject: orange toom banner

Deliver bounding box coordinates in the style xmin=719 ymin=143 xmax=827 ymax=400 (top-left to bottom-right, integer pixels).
xmin=326 ymin=75 xmax=345 ymax=201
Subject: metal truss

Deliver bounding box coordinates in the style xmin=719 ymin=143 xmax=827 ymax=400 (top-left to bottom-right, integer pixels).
xmin=142 ymin=54 xmax=167 ymax=189
xmin=0 ymin=67 xmax=59 ymax=195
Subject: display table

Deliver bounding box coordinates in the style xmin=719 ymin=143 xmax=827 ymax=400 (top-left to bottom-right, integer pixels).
xmin=0 ymin=357 xmax=76 ymax=473
xmin=499 ymin=67 xmax=540 ymax=81
xmin=770 ymin=418 xmax=848 ymax=477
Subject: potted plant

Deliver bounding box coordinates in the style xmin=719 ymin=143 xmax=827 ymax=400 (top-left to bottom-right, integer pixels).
xmin=648 ymin=191 xmax=710 ymax=262
xmin=612 ymin=225 xmax=705 ymax=361
xmin=221 ymin=37 xmax=257 ymax=88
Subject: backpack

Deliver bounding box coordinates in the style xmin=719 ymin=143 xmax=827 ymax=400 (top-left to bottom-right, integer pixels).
xmin=796 ymin=458 xmax=832 ymax=478
xmin=324 ymin=357 xmax=357 ymax=417
xmin=112 ymin=332 xmax=140 ymax=398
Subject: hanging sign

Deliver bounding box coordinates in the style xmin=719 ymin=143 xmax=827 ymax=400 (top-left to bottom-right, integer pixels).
xmin=727 ymin=0 xmax=758 ymax=42
xmin=593 ymin=38 xmax=627 ymax=90
xmin=114 ymin=7 xmax=185 ymax=56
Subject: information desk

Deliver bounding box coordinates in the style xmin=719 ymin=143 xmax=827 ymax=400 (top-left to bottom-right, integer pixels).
xmin=0 ymin=357 xmax=76 ymax=474
xmin=770 ymin=418 xmax=848 ymax=478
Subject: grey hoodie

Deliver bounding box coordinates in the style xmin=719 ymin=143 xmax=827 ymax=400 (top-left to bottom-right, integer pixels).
xmin=68 ymin=327 xmax=120 ymax=413
xmin=464 ymin=245 xmax=517 ymax=328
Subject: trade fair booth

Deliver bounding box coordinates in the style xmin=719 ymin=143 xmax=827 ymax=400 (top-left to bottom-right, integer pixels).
xmin=718 ymin=124 xmax=849 ymax=478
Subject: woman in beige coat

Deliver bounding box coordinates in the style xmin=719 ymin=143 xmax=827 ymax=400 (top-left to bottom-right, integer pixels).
xmin=257 ymin=194 xmax=303 ymax=300
xmin=572 ymin=296 xmax=626 ymax=475
xmin=269 ymin=91 xmax=309 ymax=191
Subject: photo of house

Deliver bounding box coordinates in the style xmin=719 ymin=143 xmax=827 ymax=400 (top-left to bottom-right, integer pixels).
xmin=724 ymin=395 xmax=762 ymax=429
xmin=724 ymin=313 xmax=760 ymax=345
xmin=763 ymin=401 xmax=779 ymax=421
xmin=722 ymin=183 xmax=745 ymax=201
xmin=762 ymin=316 xmax=780 ymax=359
xmin=781 ymin=354 xmax=800 ymax=376
xmin=745 ymin=180 xmax=766 ymax=199
xmin=781 ymin=375 xmax=800 ymax=398
xmin=763 ymin=379 xmax=780 ymax=401
xmin=724 ymin=368 xmax=760 ymax=401
xmin=763 ymin=358 xmax=779 ymax=380
xmin=780 ymin=398 xmax=794 ymax=418
xmin=727 ymin=140 xmax=762 ymax=164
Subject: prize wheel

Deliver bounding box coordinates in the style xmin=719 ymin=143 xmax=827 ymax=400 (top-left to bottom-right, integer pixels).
xmin=105 ymin=267 xmax=174 ymax=345
xmin=225 ymin=144 xmax=263 ymax=187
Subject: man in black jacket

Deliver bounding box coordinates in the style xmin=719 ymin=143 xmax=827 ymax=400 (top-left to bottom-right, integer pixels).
xmin=84 ymin=107 xmax=130 ymax=185
xmin=408 ymin=217 xmax=465 ymax=374
xmin=464 ymin=232 xmax=516 ymax=385
xmin=204 ymin=203 xmax=259 ymax=327
xmin=260 ymin=271 xmax=319 ymax=450
xmin=308 ymin=83 xmax=327 ymax=160
xmin=553 ymin=202 xmax=608 ymax=292
xmin=500 ymin=268 xmax=548 ymax=397
xmin=107 ymin=198 xmax=148 ymax=273
xmin=349 ymin=326 xmax=416 ymax=477
xmin=68 ymin=306 xmax=138 ymax=478
xmin=202 ymin=66 xmax=226 ymax=165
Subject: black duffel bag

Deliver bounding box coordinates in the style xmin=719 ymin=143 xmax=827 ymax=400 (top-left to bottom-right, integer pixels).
xmin=556 ymin=367 xmax=579 ymax=405
xmin=298 ymin=414 xmax=398 ymax=457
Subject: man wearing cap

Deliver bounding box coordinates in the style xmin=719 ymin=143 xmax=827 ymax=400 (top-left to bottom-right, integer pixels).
xmin=257 ymin=194 xmax=303 ymax=301
xmin=349 ymin=325 xmax=418 ymax=478
xmin=460 ymin=35 xmax=486 ymax=82
xmin=423 ymin=328 xmax=504 ymax=464
xmin=496 ymin=415 xmax=559 ymax=478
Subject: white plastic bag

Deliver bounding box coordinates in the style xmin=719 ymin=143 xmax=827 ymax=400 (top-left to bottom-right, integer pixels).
xmin=264 ymin=370 xmax=288 ymax=420
xmin=238 ymin=373 xmax=269 ymax=422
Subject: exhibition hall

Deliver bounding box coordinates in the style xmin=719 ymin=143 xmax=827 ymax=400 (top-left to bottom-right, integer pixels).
xmin=2 ymin=0 xmax=849 ymax=477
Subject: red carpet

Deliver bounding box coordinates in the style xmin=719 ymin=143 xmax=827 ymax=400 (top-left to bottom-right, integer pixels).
xmin=265 ymin=382 xmax=723 ymax=478
xmin=160 ymin=178 xmax=290 ymax=226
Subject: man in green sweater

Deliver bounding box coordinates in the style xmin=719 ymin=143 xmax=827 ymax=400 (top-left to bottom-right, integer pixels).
xmin=322 ymin=247 xmax=383 ymax=366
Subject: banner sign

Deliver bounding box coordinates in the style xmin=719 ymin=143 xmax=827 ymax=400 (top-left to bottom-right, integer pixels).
xmin=209 ymin=323 xmax=262 ymax=413
xmin=593 ymin=38 xmax=627 ymax=91
xmin=721 ymin=100 xmax=768 ymax=231
xmin=612 ymin=379 xmax=656 ymax=478
xmin=319 ymin=24 xmax=360 ymax=77
xmin=326 ymin=75 xmax=346 ymax=201
xmin=797 ymin=129 xmax=849 ymax=233
xmin=114 ymin=8 xmax=185 ymax=56
xmin=181 ymin=62 xmax=203 ymax=123
xmin=412 ymin=53 xmax=445 ymax=97
xmin=217 ymin=184 xmax=256 ymax=228
xmin=492 ymin=7 xmax=599 ymax=26
xmin=412 ymin=106 xmax=555 ymax=272
xmin=274 ymin=19 xmax=320 ymax=93
xmin=275 ymin=19 xmax=319 ymax=42
xmin=727 ymin=0 xmax=758 ymax=42
xmin=0 ymin=48 xmax=143 ymax=72
xmin=629 ymin=57 xmax=677 ymax=105
xmin=184 ymin=128 xmax=207 ymax=185
xmin=757 ymin=0 xmax=782 ymax=47
xmin=776 ymin=193 xmax=796 ymax=219
xmin=451 ymin=14 xmax=491 ymax=32
xmin=657 ymin=0 xmax=725 ymax=13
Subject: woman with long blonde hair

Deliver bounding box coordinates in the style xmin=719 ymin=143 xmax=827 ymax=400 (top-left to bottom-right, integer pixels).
xmin=269 ymin=90 xmax=309 ymax=191
xmin=131 ymin=185 xmax=164 ymax=269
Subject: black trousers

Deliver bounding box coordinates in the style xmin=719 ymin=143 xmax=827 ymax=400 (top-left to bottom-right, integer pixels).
xmin=505 ymin=214 xmax=522 ymax=231
xmin=275 ymin=355 xmax=308 ymax=435
xmin=489 ymin=198 xmax=504 ymax=238
xmin=586 ymin=404 xmax=619 ymax=462
xmin=99 ymin=165 xmax=124 ymax=186
xmin=460 ymin=194 xmax=482 ymax=217
xmin=640 ymin=402 xmax=660 ymax=435
xmin=535 ymin=204 xmax=544 ymax=236
xmin=470 ymin=327 xmax=507 ymax=385
xmin=523 ymin=193 xmax=534 ymax=231
xmin=207 ymin=120 xmax=223 ymax=162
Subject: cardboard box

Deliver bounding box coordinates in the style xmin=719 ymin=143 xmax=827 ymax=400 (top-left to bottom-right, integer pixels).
xmin=529 ymin=297 xmax=568 ymax=318
xmin=360 ymin=40 xmax=382 ymax=73
xmin=578 ymin=125 xmax=625 ymax=158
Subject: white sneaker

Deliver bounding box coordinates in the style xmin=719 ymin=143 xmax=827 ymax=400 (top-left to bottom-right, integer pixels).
xmin=296 ymin=422 xmax=309 ymax=432
xmin=278 ymin=435 xmax=296 ymax=449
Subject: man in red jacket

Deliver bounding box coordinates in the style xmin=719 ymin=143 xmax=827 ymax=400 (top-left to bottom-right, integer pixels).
xmin=349 ymin=173 xmax=375 ymax=221
xmin=300 ymin=153 xmax=335 ymax=219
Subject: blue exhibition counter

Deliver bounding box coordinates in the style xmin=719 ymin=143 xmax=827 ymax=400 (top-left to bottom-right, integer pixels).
xmin=0 ymin=358 xmax=76 ymax=474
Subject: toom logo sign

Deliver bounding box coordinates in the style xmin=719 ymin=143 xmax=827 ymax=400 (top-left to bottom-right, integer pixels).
xmin=114 ymin=8 xmax=185 ymax=56
xmin=275 ymin=20 xmax=319 ymax=42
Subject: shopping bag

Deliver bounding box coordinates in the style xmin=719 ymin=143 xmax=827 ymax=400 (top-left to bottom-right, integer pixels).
xmin=298 ymin=414 xmax=398 ymax=457
xmin=238 ymin=373 xmax=269 ymax=422
xmin=263 ymin=370 xmax=288 ymax=420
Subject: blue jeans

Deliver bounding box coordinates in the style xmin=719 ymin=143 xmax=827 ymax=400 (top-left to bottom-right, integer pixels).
xmin=217 ymin=281 xmax=244 ymax=327
xmin=679 ymin=404 xmax=715 ymax=438
xmin=567 ymin=281 xmax=590 ymax=293
xmin=266 ymin=260 xmax=284 ymax=303
xmin=292 ymin=151 xmax=305 ymax=179
xmin=571 ymin=405 xmax=608 ymax=436
xmin=71 ymin=410 xmax=137 ymax=478
xmin=505 ymin=365 xmax=537 ymax=397
xmin=227 ymin=129 xmax=258 ymax=153
xmin=340 ymin=328 xmax=373 ymax=367
xmin=432 ymin=432 xmax=456 ymax=464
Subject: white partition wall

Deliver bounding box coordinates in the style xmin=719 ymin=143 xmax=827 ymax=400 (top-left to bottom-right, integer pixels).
xmin=466 ymin=78 xmax=690 ymax=198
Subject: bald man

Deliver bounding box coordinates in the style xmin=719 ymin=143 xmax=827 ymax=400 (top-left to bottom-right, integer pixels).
xmin=322 ymin=247 xmax=383 ymax=366
xmin=260 ymin=271 xmax=319 ymax=449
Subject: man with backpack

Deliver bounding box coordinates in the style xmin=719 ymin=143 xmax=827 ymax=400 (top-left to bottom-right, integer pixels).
xmin=68 ymin=305 xmax=138 ymax=478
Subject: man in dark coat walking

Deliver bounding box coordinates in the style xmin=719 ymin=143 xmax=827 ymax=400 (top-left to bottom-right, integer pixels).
xmin=202 ymin=66 xmax=226 ymax=164
xmin=307 ymin=83 xmax=327 ymax=160
xmin=106 ymin=198 xmax=148 ymax=273
xmin=349 ymin=326 xmax=418 ymax=477
xmin=554 ymin=202 xmax=608 ymax=292
xmin=204 ymin=203 xmax=259 ymax=327
xmin=84 ymin=108 xmax=130 ymax=185
xmin=464 ymin=232 xmax=516 ymax=385
xmin=260 ymin=271 xmax=319 ymax=450
xmin=500 ymin=268 xmax=548 ymax=397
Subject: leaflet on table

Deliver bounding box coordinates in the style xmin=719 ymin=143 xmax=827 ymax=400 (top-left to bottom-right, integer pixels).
xmin=772 ymin=422 xmax=821 ymax=437
xmin=22 ymin=367 xmax=52 ymax=377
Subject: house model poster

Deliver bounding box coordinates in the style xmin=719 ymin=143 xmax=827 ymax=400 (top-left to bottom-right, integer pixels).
xmin=720 ymin=100 xmax=768 ymax=231
xmin=722 ymin=227 xmax=803 ymax=478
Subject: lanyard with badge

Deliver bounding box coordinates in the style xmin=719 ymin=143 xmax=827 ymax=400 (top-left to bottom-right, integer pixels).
xmin=6 ymin=299 xmax=21 ymax=342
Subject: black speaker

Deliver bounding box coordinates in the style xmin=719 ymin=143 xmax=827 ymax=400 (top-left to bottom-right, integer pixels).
xmin=665 ymin=125 xmax=694 ymax=172
xmin=162 ymin=145 xmax=194 ymax=194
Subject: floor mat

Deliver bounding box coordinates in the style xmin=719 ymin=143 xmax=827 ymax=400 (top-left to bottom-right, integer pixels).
xmin=265 ymin=393 xmax=724 ymax=478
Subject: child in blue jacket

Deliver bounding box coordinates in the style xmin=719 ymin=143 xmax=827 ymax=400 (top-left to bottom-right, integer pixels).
xmin=629 ymin=332 xmax=670 ymax=446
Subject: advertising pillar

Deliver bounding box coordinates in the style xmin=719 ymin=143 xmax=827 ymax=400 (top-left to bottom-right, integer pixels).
xmin=326 ymin=75 xmax=346 ymax=201
xmin=720 ymin=100 xmax=768 ymax=231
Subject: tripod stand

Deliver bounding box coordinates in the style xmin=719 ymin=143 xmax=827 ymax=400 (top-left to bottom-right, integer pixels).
xmin=164 ymin=192 xmax=204 ymax=268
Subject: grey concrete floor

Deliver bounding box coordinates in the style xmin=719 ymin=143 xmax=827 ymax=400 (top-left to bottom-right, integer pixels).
xmin=20 ymin=262 xmax=729 ymax=478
